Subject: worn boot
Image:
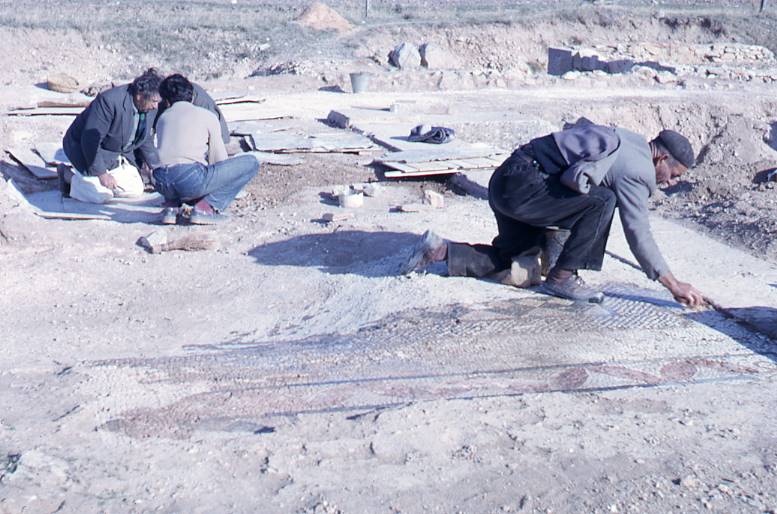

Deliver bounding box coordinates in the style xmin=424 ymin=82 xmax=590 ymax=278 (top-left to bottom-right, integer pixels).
xmin=401 ymin=230 xmax=447 ymax=274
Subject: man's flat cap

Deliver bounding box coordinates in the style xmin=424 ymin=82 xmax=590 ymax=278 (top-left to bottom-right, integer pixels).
xmin=657 ymin=130 xmax=695 ymax=169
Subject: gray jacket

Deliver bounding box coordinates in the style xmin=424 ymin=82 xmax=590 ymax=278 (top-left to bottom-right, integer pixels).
xmin=63 ymin=84 xmax=160 ymax=176
xmin=536 ymin=123 xmax=669 ymax=280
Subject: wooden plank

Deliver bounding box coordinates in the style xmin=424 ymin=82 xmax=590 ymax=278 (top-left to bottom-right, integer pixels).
xmin=247 ymin=151 xmax=303 ymax=166
xmin=442 ymin=160 xmax=471 ymax=169
xmin=6 ymin=107 xmax=82 ymax=116
xmin=381 ymin=161 xmax=419 ymax=173
xmin=220 ymin=103 xmax=291 ymax=123
xmin=35 ymin=211 xmax=111 ymax=220
xmin=466 ymin=157 xmax=504 ymax=169
xmin=213 ymin=92 xmax=245 ymax=102
xmin=215 ymin=95 xmax=265 ymax=106
xmin=37 ymin=99 xmax=90 ymax=108
xmin=375 ymin=147 xmax=507 ymax=165
xmin=407 ymin=160 xmax=458 ymax=172
xmin=384 ymin=168 xmax=459 ymax=179
xmin=455 ymin=158 xmax=489 ymax=169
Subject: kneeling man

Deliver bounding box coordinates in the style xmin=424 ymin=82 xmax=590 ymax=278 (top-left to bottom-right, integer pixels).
xmin=153 ymin=74 xmax=259 ymax=225
xmin=62 ymin=68 xmax=162 ymax=202
xmin=403 ymin=119 xmax=705 ymax=307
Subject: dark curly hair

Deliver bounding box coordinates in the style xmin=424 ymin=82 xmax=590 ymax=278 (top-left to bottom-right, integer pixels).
xmin=128 ymin=68 xmax=163 ymax=99
xmin=159 ymin=74 xmax=194 ymax=105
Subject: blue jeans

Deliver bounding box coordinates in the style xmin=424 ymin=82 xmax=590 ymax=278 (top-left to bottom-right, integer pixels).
xmin=153 ymin=155 xmax=259 ymax=211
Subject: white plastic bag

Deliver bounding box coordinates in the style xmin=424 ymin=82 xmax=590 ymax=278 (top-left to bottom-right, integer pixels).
xmin=109 ymin=158 xmax=144 ymax=198
xmin=69 ymin=172 xmax=114 ymax=204
xmin=69 ymin=158 xmax=144 ymax=204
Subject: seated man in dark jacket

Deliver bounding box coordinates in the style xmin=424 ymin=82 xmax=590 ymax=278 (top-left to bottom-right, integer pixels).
xmin=402 ymin=120 xmax=705 ymax=307
xmin=61 ymin=68 xmax=162 ymax=197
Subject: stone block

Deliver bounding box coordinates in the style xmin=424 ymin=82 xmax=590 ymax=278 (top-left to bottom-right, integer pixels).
xmin=491 ymin=254 xmax=541 ymax=288
xmin=509 ymin=254 xmax=542 ymax=288
xmin=326 ymin=110 xmax=351 ymax=129
xmin=397 ymin=204 xmax=423 ymax=213
xmin=362 ymin=183 xmax=380 ymax=197
xmin=322 ymin=212 xmax=354 ymax=222
xmin=137 ymin=230 xmax=169 ymax=253
xmin=547 ymin=48 xmax=574 ymax=76
xmin=420 ymin=43 xmax=459 ymax=69
xmin=388 ymin=42 xmax=422 ymax=70
xmin=423 ymin=190 xmax=445 ymax=208
xmin=607 ymin=59 xmax=635 ymax=74
xmin=578 ymin=55 xmax=606 ymax=72
xmin=338 ymin=192 xmax=363 ymax=208
xmin=47 ymin=73 xmax=80 ymax=93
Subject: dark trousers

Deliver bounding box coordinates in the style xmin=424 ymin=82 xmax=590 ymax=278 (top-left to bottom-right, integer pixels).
xmin=448 ymin=150 xmax=617 ymax=277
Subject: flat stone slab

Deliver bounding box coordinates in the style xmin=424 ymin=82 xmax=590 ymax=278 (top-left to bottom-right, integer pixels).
xmin=24 ymin=189 xmax=164 ymax=222
xmin=34 ymin=143 xmax=70 ymax=166
xmin=5 ymin=147 xmax=57 ymax=179
xmin=249 ymin=131 xmax=378 ymax=153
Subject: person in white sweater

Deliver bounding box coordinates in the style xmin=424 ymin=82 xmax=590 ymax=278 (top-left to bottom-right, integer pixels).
xmin=153 ymin=74 xmax=258 ymax=225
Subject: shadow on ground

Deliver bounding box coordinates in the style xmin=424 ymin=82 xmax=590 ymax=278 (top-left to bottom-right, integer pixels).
xmin=605 ymin=284 xmax=777 ymax=363
xmin=248 ymin=230 xmax=418 ymax=277
xmin=726 ymin=306 xmax=777 ymax=341
xmin=687 ymin=306 xmax=777 ymax=363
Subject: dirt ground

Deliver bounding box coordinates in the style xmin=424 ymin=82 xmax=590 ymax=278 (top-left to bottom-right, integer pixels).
xmin=1 ymin=1 xmax=777 ymax=513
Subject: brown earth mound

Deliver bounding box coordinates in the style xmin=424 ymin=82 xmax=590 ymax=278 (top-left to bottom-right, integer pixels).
xmin=296 ymin=1 xmax=352 ymax=34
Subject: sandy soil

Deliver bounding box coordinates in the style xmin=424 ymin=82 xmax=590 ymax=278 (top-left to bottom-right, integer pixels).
xmin=1 ymin=2 xmax=777 ymax=513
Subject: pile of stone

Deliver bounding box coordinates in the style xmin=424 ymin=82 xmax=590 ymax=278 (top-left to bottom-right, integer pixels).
xmin=699 ymin=43 xmax=775 ymax=64
xmin=573 ymin=43 xmax=774 ymax=67
xmin=549 ymin=43 xmax=776 ymax=81
xmin=547 ymin=48 xmax=653 ymax=76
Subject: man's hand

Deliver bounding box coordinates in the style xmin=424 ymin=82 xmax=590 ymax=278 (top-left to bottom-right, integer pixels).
xmin=667 ymin=281 xmax=705 ymax=307
xmin=98 ymin=172 xmax=118 ymax=190
xmin=659 ymin=273 xmax=706 ymax=307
